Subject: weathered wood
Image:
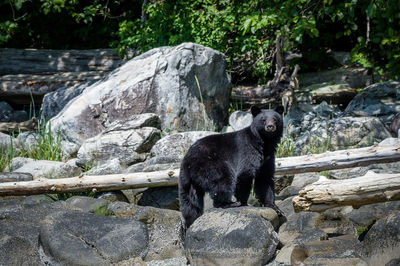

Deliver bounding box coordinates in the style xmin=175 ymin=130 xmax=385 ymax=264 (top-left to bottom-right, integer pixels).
xmin=0 ymin=48 xmax=123 ymax=75
xmin=298 ymin=66 xmax=377 ymax=89
xmin=0 ymin=48 xmax=126 ymax=105
xmin=0 ymin=169 xmax=179 ymax=196
xmin=0 ymin=140 xmax=399 ymax=196
xmin=0 ymin=72 xmax=107 ymax=105
xmin=275 ymin=140 xmax=400 ymax=175
xmin=292 ymin=171 xmax=400 ymax=212
xmin=0 ymin=117 xmax=37 ymax=133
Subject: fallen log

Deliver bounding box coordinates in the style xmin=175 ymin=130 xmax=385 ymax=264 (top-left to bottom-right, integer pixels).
xmin=0 ymin=169 xmax=179 ymax=196
xmin=275 ymin=139 xmax=400 ymax=175
xmin=0 ymin=72 xmax=107 ymax=106
xmin=0 ymin=117 xmax=37 ymax=133
xmin=0 ymin=48 xmax=123 ymax=75
xmin=0 ymin=139 xmax=399 ymax=196
xmin=292 ymin=171 xmax=400 ymax=212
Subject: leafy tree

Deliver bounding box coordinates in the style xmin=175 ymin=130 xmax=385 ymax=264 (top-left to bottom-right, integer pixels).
xmin=0 ymin=0 xmax=141 ymax=49
xmin=1 ymin=0 xmax=399 ymax=81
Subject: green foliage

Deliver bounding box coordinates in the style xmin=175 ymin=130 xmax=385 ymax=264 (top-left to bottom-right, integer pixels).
xmin=301 ymin=136 xmax=334 ymax=155
xmin=276 ymin=133 xmax=336 ymax=158
xmin=0 ymin=136 xmax=18 ymax=171
xmin=27 ymin=120 xmax=62 ymax=161
xmin=349 ymin=1 xmax=400 ymax=78
xmin=276 ymin=134 xmax=296 ymax=158
xmin=317 ymin=170 xmax=331 ymax=178
xmin=0 ymin=0 xmax=141 ymax=49
xmin=93 ymin=205 xmax=110 ymax=216
xmin=228 ymin=101 xmax=244 ymax=115
xmin=1 ymin=0 xmax=399 ymax=80
xmin=357 ymin=227 xmax=369 ymax=237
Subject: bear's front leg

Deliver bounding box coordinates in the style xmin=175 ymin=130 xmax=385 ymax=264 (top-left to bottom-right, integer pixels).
xmin=234 ymin=173 xmax=254 ymax=206
xmin=254 ymin=174 xmax=284 ymax=217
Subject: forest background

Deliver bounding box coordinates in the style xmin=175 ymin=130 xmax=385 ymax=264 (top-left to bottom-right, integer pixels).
xmin=1 ymin=0 xmax=399 ymax=83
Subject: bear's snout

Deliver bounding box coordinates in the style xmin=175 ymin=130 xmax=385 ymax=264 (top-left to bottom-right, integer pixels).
xmin=265 ymin=122 xmax=276 ymax=132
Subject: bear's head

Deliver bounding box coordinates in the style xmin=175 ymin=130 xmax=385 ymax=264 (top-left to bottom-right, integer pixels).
xmin=250 ymin=106 xmax=283 ymax=141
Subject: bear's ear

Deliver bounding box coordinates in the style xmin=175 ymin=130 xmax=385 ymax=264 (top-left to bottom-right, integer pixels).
xmin=251 ymin=106 xmax=261 ymax=117
xmin=274 ymin=105 xmax=284 ymax=115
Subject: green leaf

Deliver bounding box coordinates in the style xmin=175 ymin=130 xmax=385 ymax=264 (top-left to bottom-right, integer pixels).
xmin=311 ymin=28 xmax=319 ymax=37
xmin=242 ymin=18 xmax=252 ymax=35
xmin=367 ymin=2 xmax=376 ymax=18
xmin=372 ymin=37 xmax=381 ymax=43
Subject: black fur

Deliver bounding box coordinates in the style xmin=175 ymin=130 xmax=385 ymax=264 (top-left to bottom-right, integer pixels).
xmin=179 ymin=106 xmax=284 ymax=228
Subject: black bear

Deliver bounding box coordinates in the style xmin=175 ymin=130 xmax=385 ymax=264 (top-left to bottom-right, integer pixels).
xmin=179 ymin=106 xmax=284 ymax=228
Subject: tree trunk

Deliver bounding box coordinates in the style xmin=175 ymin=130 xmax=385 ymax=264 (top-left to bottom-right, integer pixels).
xmin=0 ymin=140 xmax=399 ymax=196
xmin=292 ymin=171 xmax=400 ymax=212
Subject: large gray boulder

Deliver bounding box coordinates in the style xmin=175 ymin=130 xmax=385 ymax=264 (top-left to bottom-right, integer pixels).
xmin=184 ymin=208 xmax=279 ymax=265
xmin=49 ymin=43 xmax=231 ymax=156
xmin=108 ymin=202 xmax=184 ymax=261
xmin=294 ymin=116 xmax=392 ymax=153
xmin=362 ymin=211 xmax=400 ymax=265
xmin=39 ymin=210 xmax=148 ymax=265
xmin=345 ymin=81 xmax=400 ymax=126
xmin=0 ymin=200 xmax=70 ymax=265
xmin=41 ymin=80 xmax=98 ymax=119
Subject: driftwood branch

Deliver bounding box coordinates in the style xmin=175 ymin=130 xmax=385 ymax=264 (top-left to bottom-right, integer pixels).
xmin=275 ymin=140 xmax=400 ymax=175
xmin=0 ymin=117 xmax=37 ymax=133
xmin=292 ymin=171 xmax=400 ymax=212
xmin=0 ymin=140 xmax=399 ymax=196
xmin=0 ymin=170 xmax=179 ymax=196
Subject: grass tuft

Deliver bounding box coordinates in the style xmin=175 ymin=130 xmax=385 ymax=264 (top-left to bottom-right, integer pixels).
xmin=276 ymin=134 xmax=296 ymax=158
xmin=0 ymin=118 xmax=62 ymax=172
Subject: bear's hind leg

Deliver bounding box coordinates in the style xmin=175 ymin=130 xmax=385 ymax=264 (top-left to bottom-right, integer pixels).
xmin=180 ymin=185 xmax=205 ymax=228
xmin=209 ymin=179 xmax=240 ymax=208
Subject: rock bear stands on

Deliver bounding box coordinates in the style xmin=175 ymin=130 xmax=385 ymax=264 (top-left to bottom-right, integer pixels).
xmin=179 ymin=106 xmax=284 ymax=228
